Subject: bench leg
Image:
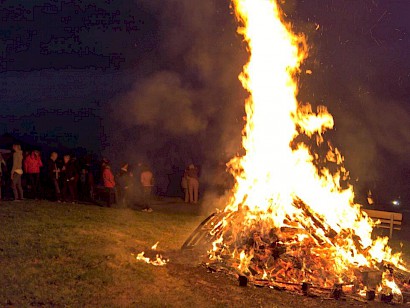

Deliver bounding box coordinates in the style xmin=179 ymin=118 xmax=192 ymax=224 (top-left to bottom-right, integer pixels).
xmin=389 ymin=215 xmax=394 ymax=238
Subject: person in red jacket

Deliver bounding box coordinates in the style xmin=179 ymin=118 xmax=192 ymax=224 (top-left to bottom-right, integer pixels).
xmin=102 ymin=161 xmax=116 ymax=206
xmin=24 ymin=150 xmax=43 ymax=199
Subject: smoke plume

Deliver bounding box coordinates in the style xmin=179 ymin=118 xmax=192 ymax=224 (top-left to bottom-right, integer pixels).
xmin=107 ymin=0 xmax=410 ymax=204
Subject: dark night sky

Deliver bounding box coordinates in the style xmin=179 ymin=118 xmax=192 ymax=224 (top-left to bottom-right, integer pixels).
xmin=0 ymin=0 xmax=409 ymax=204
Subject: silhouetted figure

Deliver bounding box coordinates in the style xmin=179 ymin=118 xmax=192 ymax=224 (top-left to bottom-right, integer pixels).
xmin=117 ymin=163 xmax=136 ymax=207
xmin=11 ymin=144 xmax=24 ymax=201
xmin=187 ymin=164 xmax=199 ymax=204
xmin=181 ymin=168 xmax=189 ymax=203
xmin=71 ymin=156 xmax=80 ymax=201
xmin=0 ymin=153 xmax=6 ymax=201
xmin=48 ymin=152 xmax=61 ymax=201
xmin=61 ymin=155 xmax=78 ymax=203
xmin=79 ymin=167 xmax=90 ymax=201
xmin=87 ymin=166 xmax=95 ymax=200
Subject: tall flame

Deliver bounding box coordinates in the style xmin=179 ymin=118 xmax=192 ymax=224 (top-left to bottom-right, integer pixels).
xmin=209 ymin=0 xmax=406 ymax=294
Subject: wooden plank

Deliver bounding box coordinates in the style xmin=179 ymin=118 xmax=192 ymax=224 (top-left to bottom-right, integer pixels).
xmin=374 ymin=220 xmax=402 ymax=226
xmin=375 ymin=226 xmax=401 ymax=230
xmin=374 ymin=218 xmax=402 ymax=223
xmin=375 ymin=224 xmax=401 ymax=229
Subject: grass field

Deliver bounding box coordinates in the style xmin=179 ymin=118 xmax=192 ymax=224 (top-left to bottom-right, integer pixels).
xmin=1 ymin=199 xmax=409 ymax=308
xmin=0 ymin=200 xmax=208 ymax=307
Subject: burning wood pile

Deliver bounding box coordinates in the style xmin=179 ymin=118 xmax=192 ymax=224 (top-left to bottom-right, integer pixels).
xmin=200 ymin=204 xmax=410 ymax=303
xmin=183 ymin=0 xmax=410 ymax=304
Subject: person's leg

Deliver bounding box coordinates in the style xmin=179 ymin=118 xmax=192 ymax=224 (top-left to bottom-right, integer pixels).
xmin=73 ymin=180 xmax=78 ymax=201
xmin=89 ymin=185 xmax=94 ymax=200
xmin=142 ymin=187 xmax=147 ymax=209
xmin=16 ymin=174 xmax=23 ymax=199
xmin=62 ymin=181 xmax=69 ymax=202
xmin=35 ymin=173 xmax=42 ymax=199
xmin=80 ymin=183 xmax=87 ymax=201
xmin=147 ymin=186 xmax=152 ymax=208
xmin=142 ymin=186 xmax=152 ymax=210
xmin=114 ymin=186 xmax=119 ymax=205
xmin=53 ymin=178 xmax=61 ymax=201
xmin=12 ymin=174 xmax=18 ymax=200
xmin=27 ymin=174 xmax=33 ymax=197
xmin=193 ymin=179 xmax=199 ymax=203
xmin=32 ymin=173 xmax=40 ymax=199
xmin=188 ymin=180 xmax=194 ymax=203
xmin=122 ymin=188 xmax=129 ymax=207
xmin=184 ymin=188 xmax=189 ymax=203
xmin=104 ymin=187 xmax=111 ymax=207
xmin=68 ymin=181 xmax=76 ymax=202
xmin=30 ymin=174 xmax=35 ymax=198
xmin=146 ymin=187 xmax=153 ymax=211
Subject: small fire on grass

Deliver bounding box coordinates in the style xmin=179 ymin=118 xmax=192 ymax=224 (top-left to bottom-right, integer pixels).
xmin=200 ymin=0 xmax=410 ymax=303
xmin=132 ymin=242 xmax=169 ymax=266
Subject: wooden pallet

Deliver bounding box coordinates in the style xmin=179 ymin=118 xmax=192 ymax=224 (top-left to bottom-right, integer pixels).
xmin=181 ymin=212 xmax=224 ymax=249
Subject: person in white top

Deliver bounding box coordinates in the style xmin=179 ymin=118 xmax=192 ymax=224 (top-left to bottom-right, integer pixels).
xmin=11 ymin=144 xmax=24 ymax=201
xmin=140 ymin=165 xmax=153 ymax=212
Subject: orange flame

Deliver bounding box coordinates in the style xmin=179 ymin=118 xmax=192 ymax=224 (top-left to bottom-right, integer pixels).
xmin=209 ymin=0 xmax=407 ymax=297
xmin=133 ymin=242 xmax=168 ymax=266
xmin=151 ymin=241 xmax=159 ymax=250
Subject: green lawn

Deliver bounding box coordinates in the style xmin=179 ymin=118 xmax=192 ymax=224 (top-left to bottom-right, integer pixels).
xmin=1 ymin=200 xmax=409 ymax=308
xmin=0 ymin=200 xmax=207 ymax=307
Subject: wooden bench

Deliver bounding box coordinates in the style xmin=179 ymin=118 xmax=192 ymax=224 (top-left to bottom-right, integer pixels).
xmin=362 ymin=209 xmax=403 ymax=238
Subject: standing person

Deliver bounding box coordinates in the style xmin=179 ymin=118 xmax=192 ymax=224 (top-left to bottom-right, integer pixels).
xmin=48 ymin=152 xmax=61 ymax=202
xmin=24 ymin=150 xmax=43 ymax=199
xmin=134 ymin=161 xmax=144 ymax=200
xmin=11 ymin=144 xmax=24 ymax=201
xmin=116 ymin=162 xmax=131 ymax=207
xmin=79 ymin=167 xmax=88 ymax=201
xmin=187 ymin=164 xmax=199 ymax=204
xmin=102 ymin=160 xmax=116 ymax=206
xmin=61 ymin=155 xmax=77 ymax=203
xmin=87 ymin=164 xmax=95 ymax=201
xmin=0 ymin=153 xmax=6 ymax=201
xmin=140 ymin=165 xmax=153 ymax=212
xmin=71 ymin=156 xmax=80 ymax=201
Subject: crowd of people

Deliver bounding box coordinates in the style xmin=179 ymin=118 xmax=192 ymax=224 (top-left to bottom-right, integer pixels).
xmin=0 ymin=143 xmax=201 ymax=210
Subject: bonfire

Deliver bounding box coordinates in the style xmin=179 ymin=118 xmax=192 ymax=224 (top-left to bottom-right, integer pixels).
xmin=199 ymin=0 xmax=409 ymax=303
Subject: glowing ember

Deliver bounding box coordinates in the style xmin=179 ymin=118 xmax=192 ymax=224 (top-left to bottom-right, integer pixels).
xmin=207 ymin=0 xmax=409 ymax=301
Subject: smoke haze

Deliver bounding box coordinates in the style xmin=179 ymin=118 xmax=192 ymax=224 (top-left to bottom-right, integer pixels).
xmin=104 ymin=0 xmax=409 ymax=204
